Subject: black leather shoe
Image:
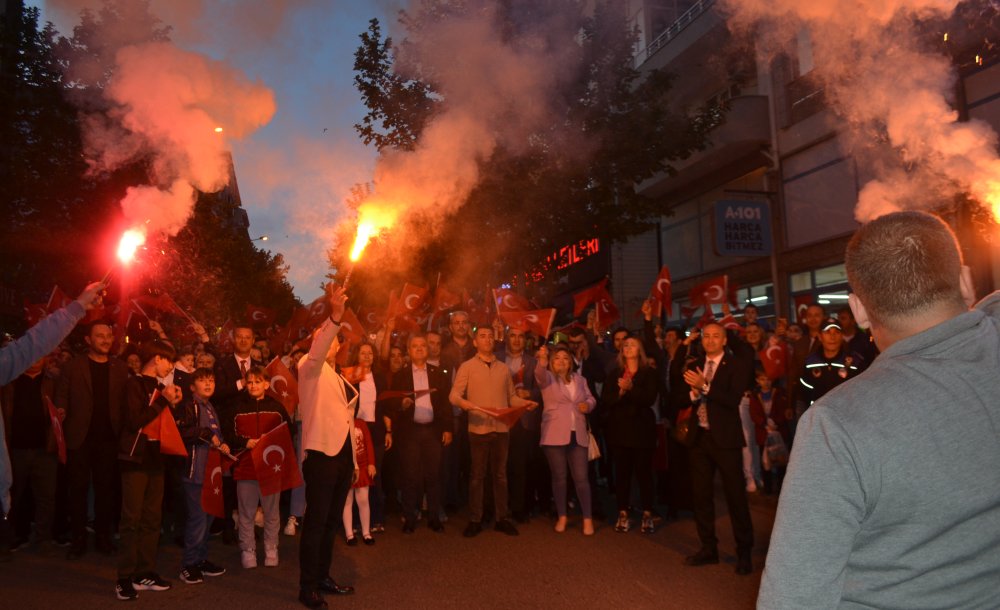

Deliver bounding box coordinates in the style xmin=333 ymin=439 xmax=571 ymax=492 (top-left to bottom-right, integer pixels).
xmin=463 ymin=522 xmax=482 ymax=538
xmin=684 ymin=547 xmax=720 ymax=566
xmin=402 ymin=520 xmax=415 ymax=534
xmin=318 ymin=577 xmax=354 ymax=595
xmin=362 ymin=535 xmax=375 ymax=546
xmin=298 ymin=590 xmax=328 ymax=608
xmin=735 ymin=555 xmax=753 ymax=575
xmin=494 ymin=519 xmax=519 ymax=536
xmin=346 ymin=536 xmax=358 ymax=546
xmin=428 ymin=520 xmax=444 ymax=533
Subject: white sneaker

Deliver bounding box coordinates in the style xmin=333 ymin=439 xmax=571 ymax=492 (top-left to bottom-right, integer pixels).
xmin=254 ymin=507 xmax=264 ymax=528
xmin=283 ymin=516 xmax=298 ymax=536
xmin=264 ymin=548 xmax=278 ymax=568
xmin=241 ymin=550 xmax=257 ymax=569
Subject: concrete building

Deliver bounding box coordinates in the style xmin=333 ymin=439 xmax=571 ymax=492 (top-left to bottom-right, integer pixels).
xmin=605 ymin=0 xmax=1000 ymax=330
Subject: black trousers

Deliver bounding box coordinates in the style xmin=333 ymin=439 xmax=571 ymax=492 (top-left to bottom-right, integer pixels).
xmin=399 ymin=425 xmax=443 ymax=522
xmin=67 ymin=437 xmax=119 ymax=545
xmin=507 ymin=424 xmax=544 ymax=515
xmin=612 ymin=445 xmax=654 ymax=512
xmin=689 ymin=430 xmax=753 ymax=554
xmin=299 ymin=443 xmax=353 ymax=593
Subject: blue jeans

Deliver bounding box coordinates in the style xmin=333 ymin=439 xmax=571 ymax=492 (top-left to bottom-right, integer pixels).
xmin=542 ymin=433 xmax=591 ymax=519
xmin=182 ymin=481 xmax=212 ymax=567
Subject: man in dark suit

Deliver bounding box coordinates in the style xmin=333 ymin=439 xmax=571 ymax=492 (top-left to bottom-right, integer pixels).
xmin=682 ymin=321 xmax=755 ymax=575
xmin=390 ymin=335 xmax=453 ymax=533
xmin=211 ymin=325 xmax=262 ymax=543
xmin=56 ymin=322 xmax=129 ymax=559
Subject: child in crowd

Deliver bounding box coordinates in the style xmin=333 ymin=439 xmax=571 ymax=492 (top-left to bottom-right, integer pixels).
xmin=116 ymin=340 xmax=182 ymax=601
xmin=176 ymin=368 xmax=228 ymax=584
xmin=748 ymin=367 xmax=791 ymax=496
xmin=342 ymin=415 xmax=376 ymax=546
xmin=228 ymin=366 xmax=290 ymax=568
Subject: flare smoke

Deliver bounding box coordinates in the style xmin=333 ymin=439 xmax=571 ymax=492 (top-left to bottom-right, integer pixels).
xmin=723 ymin=0 xmax=1000 ymax=221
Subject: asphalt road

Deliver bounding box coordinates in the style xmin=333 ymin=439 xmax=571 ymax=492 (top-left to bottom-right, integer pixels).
xmin=0 ymin=489 xmax=777 ymax=609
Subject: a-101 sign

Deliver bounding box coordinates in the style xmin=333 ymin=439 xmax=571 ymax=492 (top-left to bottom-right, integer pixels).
xmin=714 ymin=200 xmax=773 ymax=257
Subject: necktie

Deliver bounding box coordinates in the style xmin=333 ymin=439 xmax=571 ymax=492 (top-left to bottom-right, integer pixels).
xmin=240 ymin=359 xmax=248 ymax=377
xmin=697 ymin=359 xmax=716 ymax=429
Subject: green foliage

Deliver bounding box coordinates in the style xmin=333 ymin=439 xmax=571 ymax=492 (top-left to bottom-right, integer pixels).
xmin=0 ymin=0 xmax=297 ymax=333
xmin=348 ymin=1 xmax=722 ymax=289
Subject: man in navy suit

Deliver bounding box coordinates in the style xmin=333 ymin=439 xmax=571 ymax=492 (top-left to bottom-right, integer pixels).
xmin=682 ymin=322 xmax=754 ymax=575
xmin=211 ymin=326 xmax=262 ymax=544
xmin=390 ymin=335 xmax=453 ymax=533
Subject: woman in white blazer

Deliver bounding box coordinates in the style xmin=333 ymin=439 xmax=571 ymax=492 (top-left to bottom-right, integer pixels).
xmin=535 ymin=345 xmax=597 ymax=535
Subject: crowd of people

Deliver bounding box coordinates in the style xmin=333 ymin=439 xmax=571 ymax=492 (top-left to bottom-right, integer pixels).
xmin=13 ymin=211 xmax=999 ymax=608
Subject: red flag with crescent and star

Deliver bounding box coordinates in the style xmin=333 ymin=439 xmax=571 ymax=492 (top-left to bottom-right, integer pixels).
xmin=201 ymin=448 xmax=226 ymax=518
xmin=759 ymin=338 xmax=789 ymax=380
xmin=339 ymin=308 xmax=367 ymax=344
xmin=499 ymin=308 xmax=556 ymax=340
xmin=649 ymin=266 xmax=672 ymax=317
xmin=794 ymin=294 xmax=813 ymax=324
xmin=251 ymin=422 xmax=302 ymax=496
xmin=304 ymin=293 xmax=332 ymax=328
xmin=689 ymin=276 xmax=729 ymax=307
xmin=391 ymin=283 xmax=429 ymax=317
xmin=140 ymin=406 xmax=187 ymax=457
xmin=245 ymin=304 xmax=277 ymax=328
xmin=43 ymin=396 xmax=67 ymax=464
xmin=572 ymin=279 xmax=608 ymax=317
xmin=265 ymin=357 xmax=299 ymax=416
xmin=493 ymin=288 xmax=532 ymax=313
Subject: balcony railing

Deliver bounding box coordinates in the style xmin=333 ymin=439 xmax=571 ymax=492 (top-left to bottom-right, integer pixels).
xmin=635 ymin=0 xmax=716 ymax=67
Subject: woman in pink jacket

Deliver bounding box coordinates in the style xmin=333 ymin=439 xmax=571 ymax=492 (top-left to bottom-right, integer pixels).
xmin=534 ymin=345 xmax=597 ymax=535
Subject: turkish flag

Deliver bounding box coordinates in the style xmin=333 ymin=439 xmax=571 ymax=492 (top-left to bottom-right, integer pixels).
xmin=500 ymin=308 xmax=556 ymax=339
xmin=649 ymin=266 xmax=672 ymax=317
xmin=759 ymin=338 xmax=789 ymax=380
xmin=473 ymin=405 xmax=530 ymax=429
xmin=493 ymin=288 xmax=532 ymax=313
xmin=133 ymin=292 xmax=187 ymax=318
xmin=304 ymin=293 xmax=332 ymax=328
xmin=251 ymin=422 xmax=302 ymax=496
xmin=43 ymin=396 xmax=66 ymax=464
xmin=794 ymin=294 xmax=813 ymax=324
xmin=339 ymin=308 xmax=366 ymax=344
xmin=24 ymin=300 xmax=48 ymax=327
xmin=358 ymin=306 xmax=384 ymax=330
xmin=391 ymin=283 xmax=429 ymax=317
xmin=689 ymin=276 xmax=729 ymax=307
xmin=246 ymin=304 xmax=276 ymax=328
xmin=141 ymin=406 xmax=188 ymax=457
xmin=719 ymin=313 xmax=743 ymax=332
xmin=594 ymin=289 xmax=620 ymax=329
xmin=201 ymin=449 xmax=225 ymax=518
xmin=572 ymin=279 xmax=608 ymax=317
xmin=432 ymin=285 xmax=462 ymax=314
xmin=680 ymin=304 xmax=698 ymax=321
xmin=46 ymin=285 xmax=73 ymax=312
xmin=265 ymin=357 xmax=299 ymax=416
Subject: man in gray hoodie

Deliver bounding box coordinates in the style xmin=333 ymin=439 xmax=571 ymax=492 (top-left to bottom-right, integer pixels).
xmin=758 ymin=211 xmax=1000 ymax=609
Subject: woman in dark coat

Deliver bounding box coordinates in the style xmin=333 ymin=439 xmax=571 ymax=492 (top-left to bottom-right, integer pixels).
xmin=602 ymin=336 xmax=659 ymax=534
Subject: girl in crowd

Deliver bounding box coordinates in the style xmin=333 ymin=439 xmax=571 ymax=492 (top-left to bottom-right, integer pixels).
xmin=534 ymin=345 xmax=596 ymax=535
xmin=350 ymin=343 xmax=390 ymax=533
xmin=602 ymin=336 xmax=659 ymax=534
xmin=343 ymin=415 xmax=376 ymax=546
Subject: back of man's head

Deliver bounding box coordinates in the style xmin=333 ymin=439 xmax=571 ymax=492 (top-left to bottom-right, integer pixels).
xmin=845 ymin=211 xmax=965 ymax=327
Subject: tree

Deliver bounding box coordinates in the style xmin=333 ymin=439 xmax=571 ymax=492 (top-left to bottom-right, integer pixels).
xmin=346 ymin=1 xmax=722 ymax=292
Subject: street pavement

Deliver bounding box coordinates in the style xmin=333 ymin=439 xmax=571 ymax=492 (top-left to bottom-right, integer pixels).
xmin=0 ymin=489 xmax=777 ymax=609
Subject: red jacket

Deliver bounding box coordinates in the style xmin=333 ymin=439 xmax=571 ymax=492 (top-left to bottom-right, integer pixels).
xmin=748 ymin=387 xmax=791 ymax=448
xmin=229 ymin=394 xmax=290 ymax=480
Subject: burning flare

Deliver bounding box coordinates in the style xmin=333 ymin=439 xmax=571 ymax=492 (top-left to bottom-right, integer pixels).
xmin=348 ymin=206 xmax=398 ymax=262
xmin=117 ymin=229 xmax=146 ymax=264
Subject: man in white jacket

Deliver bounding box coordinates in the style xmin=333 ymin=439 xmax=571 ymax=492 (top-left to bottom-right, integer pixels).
xmin=295 ymin=285 xmax=358 ymax=609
